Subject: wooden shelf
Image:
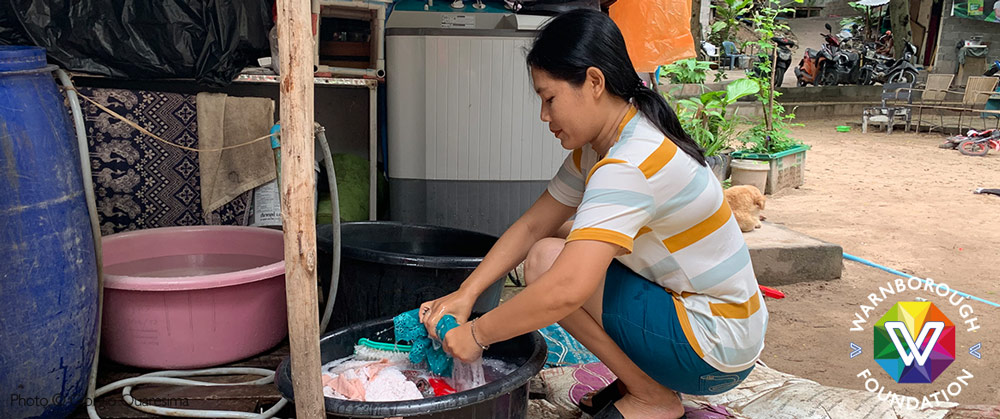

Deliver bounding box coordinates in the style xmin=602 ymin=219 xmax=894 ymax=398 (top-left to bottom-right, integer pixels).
xmin=319 ymin=41 xmax=370 ymax=58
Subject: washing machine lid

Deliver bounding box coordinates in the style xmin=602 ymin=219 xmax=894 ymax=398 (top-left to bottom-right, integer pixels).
xmin=495 ymin=13 xmax=553 ymax=30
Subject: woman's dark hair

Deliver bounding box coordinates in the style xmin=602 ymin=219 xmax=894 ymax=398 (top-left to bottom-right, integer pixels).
xmin=526 ymin=9 xmax=706 ymax=166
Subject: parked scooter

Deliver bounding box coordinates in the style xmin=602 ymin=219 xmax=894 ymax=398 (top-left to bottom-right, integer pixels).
xmin=794 ymin=24 xmax=839 ymax=86
xmin=829 ymin=24 xmax=864 ymax=85
xmin=858 ymin=41 xmax=919 ymax=85
xmin=749 ymin=36 xmax=796 ymax=87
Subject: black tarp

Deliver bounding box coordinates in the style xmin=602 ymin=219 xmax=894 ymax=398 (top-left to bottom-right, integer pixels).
xmin=0 ymin=0 xmax=273 ymax=86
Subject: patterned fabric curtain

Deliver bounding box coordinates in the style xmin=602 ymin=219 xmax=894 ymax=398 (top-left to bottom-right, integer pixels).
xmin=77 ymin=87 xmax=253 ymax=235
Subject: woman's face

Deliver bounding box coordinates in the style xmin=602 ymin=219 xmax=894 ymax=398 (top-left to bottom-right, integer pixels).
xmin=531 ymin=67 xmax=604 ymax=150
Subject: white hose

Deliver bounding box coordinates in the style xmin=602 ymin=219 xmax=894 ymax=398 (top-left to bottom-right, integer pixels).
xmin=315 ymin=124 xmax=341 ymax=333
xmin=97 ymin=368 xmax=287 ymax=418
xmin=58 ymin=70 xmax=293 ymax=419
xmin=54 ymin=68 xmax=110 ymax=419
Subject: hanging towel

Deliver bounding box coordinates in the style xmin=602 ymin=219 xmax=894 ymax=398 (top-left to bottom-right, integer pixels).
xmin=197 ymin=93 xmax=276 ymax=216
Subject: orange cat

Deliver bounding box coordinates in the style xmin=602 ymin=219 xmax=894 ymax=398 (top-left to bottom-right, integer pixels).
xmin=725 ymin=185 xmax=766 ymax=232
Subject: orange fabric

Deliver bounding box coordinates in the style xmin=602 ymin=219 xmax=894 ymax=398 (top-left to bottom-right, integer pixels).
xmin=672 ymin=295 xmax=706 ymax=357
xmin=572 ymin=148 xmax=583 ymax=172
xmin=637 ymin=137 xmax=678 ymax=178
xmin=662 ymin=200 xmax=732 ymax=253
xmin=567 ymin=227 xmax=635 ymax=253
xmin=609 ymin=0 xmax=696 ymax=72
xmin=710 ymin=291 xmax=763 ymax=319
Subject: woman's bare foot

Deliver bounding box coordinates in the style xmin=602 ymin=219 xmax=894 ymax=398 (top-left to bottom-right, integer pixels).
xmin=613 ymin=391 xmax=684 ymax=418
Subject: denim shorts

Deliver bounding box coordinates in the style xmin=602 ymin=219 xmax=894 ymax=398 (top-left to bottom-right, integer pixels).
xmin=601 ymin=261 xmax=754 ymax=395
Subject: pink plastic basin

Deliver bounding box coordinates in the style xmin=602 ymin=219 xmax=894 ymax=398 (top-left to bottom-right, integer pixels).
xmin=100 ymin=226 xmax=287 ymax=369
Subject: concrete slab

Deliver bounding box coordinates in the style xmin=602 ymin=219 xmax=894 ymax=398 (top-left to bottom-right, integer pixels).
xmin=743 ymin=222 xmax=843 ymax=286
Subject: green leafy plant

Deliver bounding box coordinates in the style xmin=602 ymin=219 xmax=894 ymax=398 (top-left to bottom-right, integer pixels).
xmin=738 ymin=117 xmax=802 ymax=154
xmin=840 ymin=2 xmax=868 ymax=40
xmin=736 ymin=0 xmax=805 ymax=154
xmin=660 ymin=58 xmax=714 ymax=84
xmin=709 ymin=0 xmax=753 ymax=47
xmin=709 ymin=0 xmax=753 ymax=82
xmin=668 ymin=78 xmax=760 ymax=156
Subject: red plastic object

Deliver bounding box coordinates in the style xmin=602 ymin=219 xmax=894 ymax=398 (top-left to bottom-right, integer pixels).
xmin=759 ymin=285 xmax=785 ymax=299
xmin=428 ymin=378 xmax=457 ymax=396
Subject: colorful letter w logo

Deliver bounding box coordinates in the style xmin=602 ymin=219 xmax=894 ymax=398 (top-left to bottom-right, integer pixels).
xmin=885 ymin=321 xmax=943 ymax=367
xmin=874 ymin=302 xmax=955 ymax=383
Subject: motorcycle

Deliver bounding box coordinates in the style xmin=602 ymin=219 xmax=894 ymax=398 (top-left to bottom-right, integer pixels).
xmin=830 ymin=47 xmax=862 ymax=85
xmin=749 ymin=36 xmax=796 ymax=87
xmin=939 ymin=129 xmax=1000 ymax=156
xmin=795 ymin=24 xmax=839 ymax=86
xmin=811 ymin=23 xmax=865 ymax=86
xmin=857 ymin=40 xmax=918 ymax=85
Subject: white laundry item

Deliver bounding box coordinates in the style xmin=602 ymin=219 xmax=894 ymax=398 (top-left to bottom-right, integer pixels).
xmin=365 ymin=368 xmax=423 ymax=402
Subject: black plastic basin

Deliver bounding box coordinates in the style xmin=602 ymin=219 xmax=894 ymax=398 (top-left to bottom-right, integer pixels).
xmin=317 ymin=222 xmax=506 ymax=331
xmin=274 ymin=316 xmax=547 ymax=418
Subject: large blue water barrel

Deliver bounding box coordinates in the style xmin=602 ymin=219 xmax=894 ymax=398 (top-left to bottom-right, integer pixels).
xmin=0 ymin=46 xmax=99 ymax=418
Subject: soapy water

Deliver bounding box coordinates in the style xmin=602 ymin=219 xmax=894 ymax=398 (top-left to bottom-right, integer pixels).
xmin=320 ymin=354 xmax=516 ymax=402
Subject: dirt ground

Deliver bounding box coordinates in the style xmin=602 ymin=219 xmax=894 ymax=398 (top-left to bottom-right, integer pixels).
xmin=758 ymin=118 xmax=1000 ymax=406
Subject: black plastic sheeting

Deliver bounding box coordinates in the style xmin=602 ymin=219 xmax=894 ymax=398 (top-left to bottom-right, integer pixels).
xmin=0 ymin=0 xmax=273 ymax=86
xmin=504 ymin=0 xmax=600 ymax=14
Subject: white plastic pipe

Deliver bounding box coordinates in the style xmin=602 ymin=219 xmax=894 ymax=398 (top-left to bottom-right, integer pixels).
xmin=54 ymin=68 xmax=106 ymax=419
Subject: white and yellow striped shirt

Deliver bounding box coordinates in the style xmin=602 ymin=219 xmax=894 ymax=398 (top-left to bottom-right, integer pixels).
xmin=547 ymin=107 xmax=767 ymax=373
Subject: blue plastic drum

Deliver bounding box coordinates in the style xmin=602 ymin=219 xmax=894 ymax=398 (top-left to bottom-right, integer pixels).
xmin=0 ymin=46 xmax=99 ymax=418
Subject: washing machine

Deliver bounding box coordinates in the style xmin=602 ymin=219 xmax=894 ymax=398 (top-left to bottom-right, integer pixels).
xmin=386 ymin=0 xmax=567 ymax=235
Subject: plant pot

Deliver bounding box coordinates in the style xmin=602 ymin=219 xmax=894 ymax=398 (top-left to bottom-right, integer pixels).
xmin=731 ymin=144 xmax=810 ymax=195
xmin=706 ymin=155 xmax=728 ymax=183
xmin=720 ymin=148 xmax=734 ymax=179
xmin=730 ymin=159 xmax=770 ymax=193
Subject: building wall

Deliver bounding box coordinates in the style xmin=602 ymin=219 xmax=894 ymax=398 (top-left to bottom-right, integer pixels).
xmin=814 ymin=0 xmax=860 ymax=18
xmin=933 ymin=0 xmax=1000 ymax=81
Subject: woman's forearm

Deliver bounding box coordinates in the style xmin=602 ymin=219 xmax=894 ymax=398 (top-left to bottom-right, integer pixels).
xmin=472 ymin=240 xmax=618 ymax=345
xmin=458 ymin=216 xmax=556 ymax=297
xmin=472 ymin=270 xmax=583 ymax=344
xmin=458 ymin=192 xmax=574 ymax=298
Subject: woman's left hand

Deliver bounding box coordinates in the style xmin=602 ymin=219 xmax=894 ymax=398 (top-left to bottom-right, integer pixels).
xmin=442 ymin=322 xmax=484 ymax=363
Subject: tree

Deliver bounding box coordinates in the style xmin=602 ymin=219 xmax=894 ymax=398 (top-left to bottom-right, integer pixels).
xmin=888 ymin=0 xmax=912 ymax=59
xmin=692 ymin=0 xmax=703 ymax=48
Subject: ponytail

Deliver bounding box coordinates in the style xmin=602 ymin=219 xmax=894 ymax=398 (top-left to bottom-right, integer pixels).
xmin=527 ymin=9 xmax=707 ymax=166
xmin=632 ymin=85 xmax=707 ymax=166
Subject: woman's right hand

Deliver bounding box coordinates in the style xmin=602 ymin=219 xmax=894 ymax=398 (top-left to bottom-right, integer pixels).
xmin=419 ymin=288 xmax=477 ymax=341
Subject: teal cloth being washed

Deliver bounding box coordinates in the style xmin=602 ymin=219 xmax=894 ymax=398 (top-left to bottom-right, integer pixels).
xmin=393 ymin=309 xmax=458 ymax=376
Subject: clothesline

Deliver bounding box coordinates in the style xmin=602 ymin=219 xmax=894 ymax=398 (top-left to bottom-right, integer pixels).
xmin=60 ymin=85 xmax=278 ymax=153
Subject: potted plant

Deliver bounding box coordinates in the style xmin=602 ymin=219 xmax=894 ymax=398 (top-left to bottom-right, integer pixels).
xmin=659 ymin=58 xmax=713 ymax=84
xmin=729 ymin=0 xmax=810 ymax=195
xmin=657 ymin=58 xmax=716 ymax=97
xmin=669 ymin=78 xmax=760 ymax=182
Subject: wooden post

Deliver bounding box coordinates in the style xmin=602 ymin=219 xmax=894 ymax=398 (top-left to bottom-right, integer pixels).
xmin=276 ymin=0 xmax=324 ymax=417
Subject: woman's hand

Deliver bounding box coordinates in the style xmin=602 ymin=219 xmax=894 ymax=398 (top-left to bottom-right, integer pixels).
xmin=442 ymin=322 xmax=484 ymax=363
xmin=419 ymin=288 xmax=476 ymax=340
